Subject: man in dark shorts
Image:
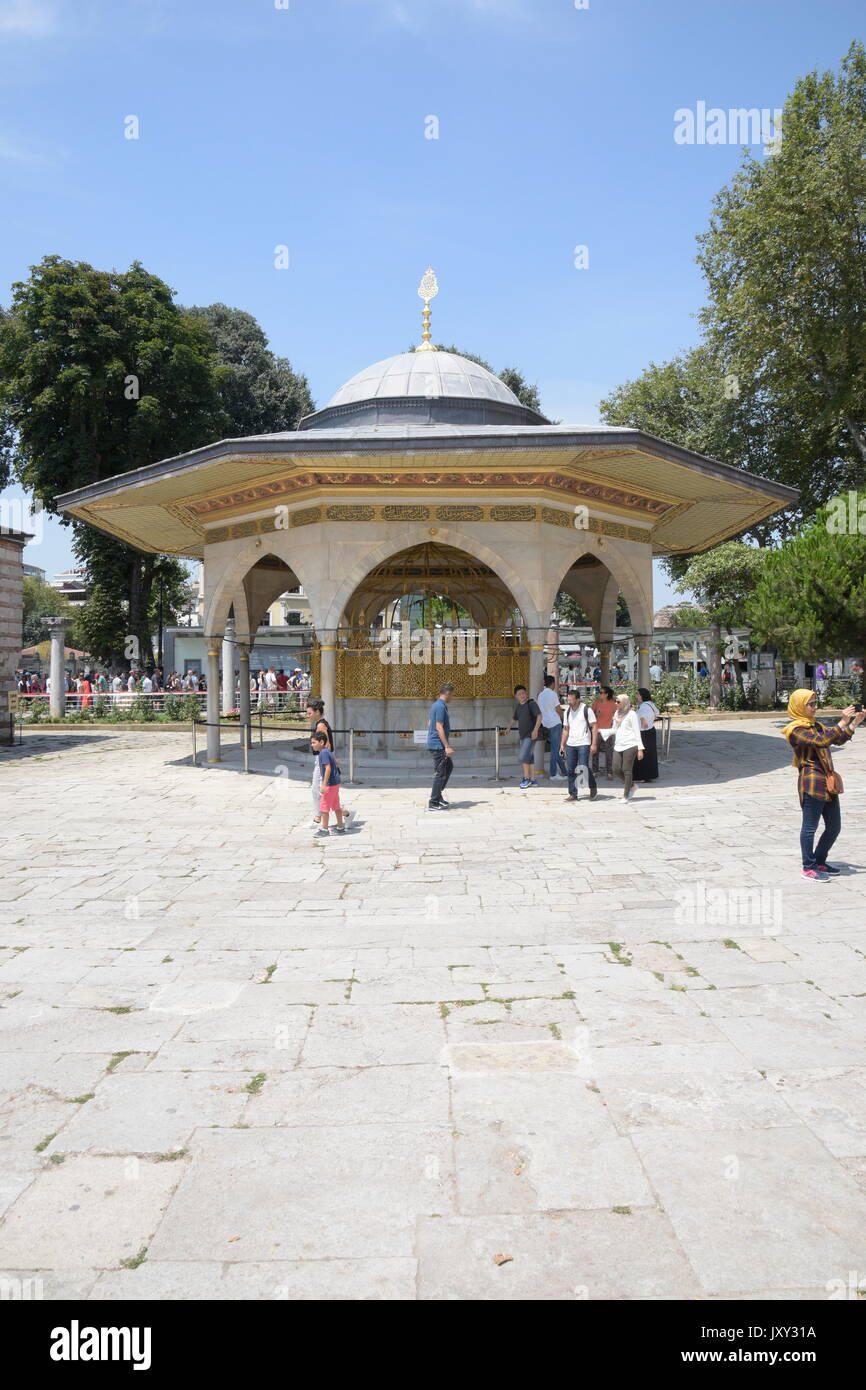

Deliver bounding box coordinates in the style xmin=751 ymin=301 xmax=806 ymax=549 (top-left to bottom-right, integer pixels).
xmin=427 ymin=683 xmax=454 ymax=810
xmin=506 ymin=684 xmax=543 ymax=787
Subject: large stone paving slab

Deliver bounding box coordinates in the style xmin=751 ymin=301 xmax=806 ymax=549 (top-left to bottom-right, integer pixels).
xmin=1 ymin=721 xmax=865 ymax=1299
xmin=147 ymin=1126 xmax=454 ymax=1261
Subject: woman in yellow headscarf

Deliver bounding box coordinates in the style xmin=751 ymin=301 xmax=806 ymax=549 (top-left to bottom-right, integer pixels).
xmin=782 ymin=689 xmax=863 ymax=881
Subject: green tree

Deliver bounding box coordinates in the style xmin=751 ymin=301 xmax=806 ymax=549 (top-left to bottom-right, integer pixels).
xmin=21 ymin=575 xmax=76 ymax=647
xmin=746 ymin=492 xmax=866 ymax=701
xmin=184 ymin=303 xmax=314 ymax=434
xmin=554 ymin=592 xmax=631 ymax=627
xmin=599 ymin=345 xmax=849 ymax=585
xmin=0 ymin=257 xmax=228 ymax=663
xmin=676 ymin=542 xmax=768 ymax=704
xmin=75 ymin=584 xmax=128 ymax=666
xmin=697 ymin=40 xmax=866 ymax=469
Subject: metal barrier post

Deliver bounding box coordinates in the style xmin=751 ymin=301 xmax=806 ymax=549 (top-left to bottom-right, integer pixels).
xmin=243 ymin=731 xmax=250 ymax=774
xmin=259 ymin=709 xmax=263 ymax=746
xmin=191 ymin=717 xmax=197 ymax=767
xmin=348 ymin=728 xmax=355 ymax=784
xmin=494 ymin=724 xmax=501 ymax=780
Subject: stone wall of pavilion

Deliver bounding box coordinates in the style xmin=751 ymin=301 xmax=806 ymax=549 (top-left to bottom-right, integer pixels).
xmin=0 ymin=532 xmax=27 ymax=710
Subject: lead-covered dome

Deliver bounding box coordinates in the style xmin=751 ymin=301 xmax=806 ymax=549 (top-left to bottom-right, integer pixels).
xmin=299 ymin=350 xmax=548 ymax=431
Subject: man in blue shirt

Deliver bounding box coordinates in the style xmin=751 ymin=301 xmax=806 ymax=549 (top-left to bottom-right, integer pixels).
xmin=427 ymin=683 xmax=455 ymax=810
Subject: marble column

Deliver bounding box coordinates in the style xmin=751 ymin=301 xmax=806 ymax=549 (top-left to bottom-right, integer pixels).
xmin=545 ymin=623 xmax=559 ymax=680
xmin=221 ymin=613 xmax=236 ymax=716
xmin=206 ymin=642 xmax=221 ymax=763
xmin=48 ymin=619 xmax=70 ymax=718
xmin=529 ymin=644 xmax=546 ymax=775
xmin=238 ymin=644 xmax=251 ymax=748
xmin=320 ymin=640 xmax=337 ymax=727
xmin=634 ymin=633 xmax=651 ymax=690
xmin=597 ymin=638 xmax=613 ymax=687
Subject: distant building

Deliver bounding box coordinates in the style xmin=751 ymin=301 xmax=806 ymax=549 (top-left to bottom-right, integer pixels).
xmin=50 ymin=568 xmax=89 ymax=605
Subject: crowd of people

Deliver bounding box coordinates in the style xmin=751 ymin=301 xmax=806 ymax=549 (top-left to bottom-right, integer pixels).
xmin=15 ymin=664 xmax=311 ymax=712
xmin=425 ymin=678 xmax=660 ymax=811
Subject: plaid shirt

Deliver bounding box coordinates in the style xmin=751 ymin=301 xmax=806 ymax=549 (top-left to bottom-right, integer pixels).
xmin=787 ymin=721 xmax=853 ymax=802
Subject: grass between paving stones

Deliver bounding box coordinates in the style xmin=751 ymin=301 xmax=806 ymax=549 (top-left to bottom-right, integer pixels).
xmin=607 ymin=942 xmax=632 ymax=966
xmin=260 ymin=963 xmax=277 ymax=983
xmin=245 ymin=1074 xmax=266 ymax=1095
xmin=67 ymin=1093 xmax=94 ymax=1104
xmin=153 ymin=1149 xmax=188 ymax=1162
xmin=107 ymin=1051 xmax=135 ymax=1073
xmin=34 ymin=1132 xmax=57 ymax=1153
xmin=121 ymin=1248 xmax=147 ymax=1269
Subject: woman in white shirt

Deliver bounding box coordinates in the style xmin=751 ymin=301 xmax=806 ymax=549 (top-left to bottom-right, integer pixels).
xmin=611 ymin=694 xmax=644 ymax=801
xmin=633 ymin=686 xmax=659 ymax=782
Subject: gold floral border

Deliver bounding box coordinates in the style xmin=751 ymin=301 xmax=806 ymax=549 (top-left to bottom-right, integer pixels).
xmin=203 ymin=504 xmax=652 ymax=546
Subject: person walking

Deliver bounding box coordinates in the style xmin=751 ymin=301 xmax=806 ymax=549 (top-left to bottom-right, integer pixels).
xmin=633 ymin=686 xmax=660 ymax=782
xmin=311 ymin=731 xmax=346 ymax=838
xmin=306 ymin=697 xmax=335 ymax=827
xmin=537 ymin=673 xmax=567 ymax=781
xmin=591 ymin=685 xmax=617 ymax=779
xmin=426 ymin=683 xmax=454 ymax=811
xmin=506 ymin=684 xmax=543 ymax=788
xmin=782 ymin=689 xmax=864 ymax=881
xmin=559 ymin=688 xmax=598 ymax=802
xmin=611 ymin=694 xmax=644 ymax=802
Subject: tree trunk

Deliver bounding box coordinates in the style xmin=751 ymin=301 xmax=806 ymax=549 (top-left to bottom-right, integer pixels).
xmin=844 ymin=416 xmax=866 ymax=466
xmin=127 ymin=555 xmax=156 ymax=666
xmin=709 ymin=622 xmax=722 ymax=708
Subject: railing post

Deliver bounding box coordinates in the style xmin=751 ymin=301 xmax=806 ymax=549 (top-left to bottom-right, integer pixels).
xmin=191 ymin=717 xmax=197 ymax=767
xmin=243 ymin=730 xmax=250 ymax=774
xmin=349 ymin=728 xmax=355 ymax=784
xmin=494 ymin=724 xmax=501 ymax=780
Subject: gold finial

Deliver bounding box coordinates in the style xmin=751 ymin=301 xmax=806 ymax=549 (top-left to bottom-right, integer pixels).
xmin=416 ymin=267 xmax=439 ymax=351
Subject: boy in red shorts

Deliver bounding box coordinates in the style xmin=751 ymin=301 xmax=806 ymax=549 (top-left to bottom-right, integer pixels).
xmin=311 ymin=731 xmax=345 ymax=837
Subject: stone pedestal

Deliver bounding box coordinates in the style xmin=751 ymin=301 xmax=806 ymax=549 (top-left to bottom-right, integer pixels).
xmin=48 ymin=619 xmax=71 ymax=718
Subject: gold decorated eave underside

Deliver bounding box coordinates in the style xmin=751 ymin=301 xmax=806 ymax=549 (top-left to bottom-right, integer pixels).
xmin=203 ymin=505 xmax=654 ymax=547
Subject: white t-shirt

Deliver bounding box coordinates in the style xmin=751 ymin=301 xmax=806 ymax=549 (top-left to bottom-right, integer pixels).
xmin=112 ymin=676 xmax=123 ymax=692
xmin=141 ymin=677 xmax=153 ymax=693
xmin=564 ymin=703 xmax=596 ymax=748
xmin=638 ymin=700 xmax=657 ymax=729
xmin=649 ymin=664 xmax=663 ymax=681
xmin=536 ymin=686 xmax=563 ymax=730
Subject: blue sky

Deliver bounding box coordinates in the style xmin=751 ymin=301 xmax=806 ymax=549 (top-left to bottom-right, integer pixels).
xmin=1 ymin=0 xmax=862 ymax=607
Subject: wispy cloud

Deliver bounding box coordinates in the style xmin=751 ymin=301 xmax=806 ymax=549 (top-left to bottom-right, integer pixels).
xmin=0 ymin=0 xmax=60 ymax=36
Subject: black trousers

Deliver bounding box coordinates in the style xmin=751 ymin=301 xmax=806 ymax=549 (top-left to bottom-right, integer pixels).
xmin=429 ymin=748 xmax=453 ymax=803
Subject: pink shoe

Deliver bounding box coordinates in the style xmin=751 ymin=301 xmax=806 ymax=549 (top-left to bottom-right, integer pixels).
xmin=802 ymin=868 xmax=828 ymax=882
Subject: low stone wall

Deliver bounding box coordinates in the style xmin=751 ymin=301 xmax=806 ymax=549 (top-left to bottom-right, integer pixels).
xmin=333 ymin=696 xmax=516 ymax=752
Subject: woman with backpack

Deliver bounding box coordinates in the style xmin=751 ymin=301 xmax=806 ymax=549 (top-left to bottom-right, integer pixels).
xmin=782 ymin=690 xmax=863 ymax=881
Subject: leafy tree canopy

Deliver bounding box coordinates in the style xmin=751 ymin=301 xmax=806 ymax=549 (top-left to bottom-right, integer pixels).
xmin=184 ymin=302 xmax=314 ymax=435
xmin=746 ymin=491 xmax=866 ymax=698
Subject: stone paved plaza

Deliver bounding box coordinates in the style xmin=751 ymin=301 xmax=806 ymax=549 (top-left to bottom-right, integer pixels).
xmin=1 ymin=719 xmax=865 ymax=1301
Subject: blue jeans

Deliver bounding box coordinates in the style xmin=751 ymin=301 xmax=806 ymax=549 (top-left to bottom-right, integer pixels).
xmin=547 ymin=722 xmax=567 ymax=778
xmin=800 ymin=793 xmax=842 ymax=870
xmin=565 ymin=744 xmax=596 ymax=798
xmin=429 ymin=747 xmax=453 ymax=804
